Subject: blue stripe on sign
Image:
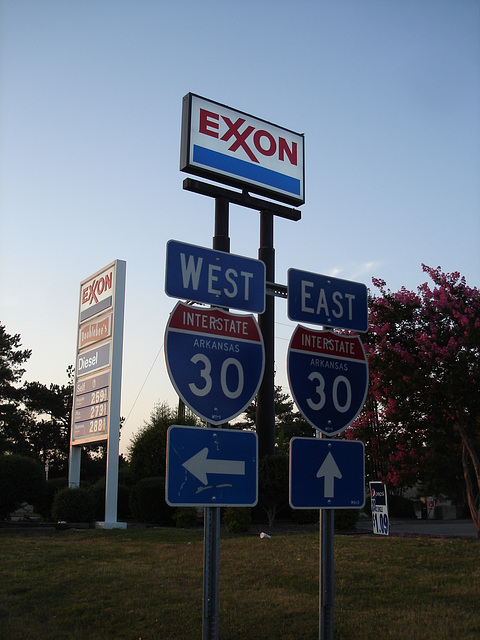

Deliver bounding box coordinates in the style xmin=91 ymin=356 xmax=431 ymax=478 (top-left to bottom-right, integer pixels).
xmin=193 ymin=145 xmax=301 ymax=196
xmin=80 ymin=297 xmax=113 ymax=323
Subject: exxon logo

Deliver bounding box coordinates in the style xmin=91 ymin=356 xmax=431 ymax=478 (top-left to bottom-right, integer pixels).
xmin=82 ymin=273 xmax=113 ymax=306
xmin=198 ymin=108 xmax=298 ymax=167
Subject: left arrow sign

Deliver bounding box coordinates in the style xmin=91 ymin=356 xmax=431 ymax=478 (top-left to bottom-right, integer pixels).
xmin=316 ymin=452 xmax=342 ymax=498
xmin=182 ymin=447 xmax=246 ymax=485
xmin=166 ymin=425 xmax=257 ymax=507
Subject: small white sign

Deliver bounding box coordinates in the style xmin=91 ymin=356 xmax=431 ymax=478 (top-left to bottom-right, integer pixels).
xmin=370 ymin=481 xmax=389 ymax=535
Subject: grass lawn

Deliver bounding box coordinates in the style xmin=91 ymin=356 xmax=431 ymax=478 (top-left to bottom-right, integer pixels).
xmin=0 ymin=527 xmax=479 ymax=639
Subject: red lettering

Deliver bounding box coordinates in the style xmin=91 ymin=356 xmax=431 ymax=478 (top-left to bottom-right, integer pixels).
xmin=278 ymin=138 xmax=297 ymax=165
xmin=253 ymin=130 xmax=276 ymax=157
xmin=89 ymin=280 xmax=99 ymax=304
xmin=82 ymin=288 xmax=89 ymax=304
xmin=97 ymin=277 xmax=105 ymax=296
xmin=104 ymin=272 xmax=112 ymax=291
xmin=198 ymin=109 xmax=299 ymax=168
xmin=221 ymin=117 xmax=258 ymax=163
xmin=199 ymin=109 xmax=219 ymax=138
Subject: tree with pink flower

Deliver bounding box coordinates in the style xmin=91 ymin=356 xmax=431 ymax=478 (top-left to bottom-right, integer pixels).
xmin=350 ymin=266 xmax=480 ymax=537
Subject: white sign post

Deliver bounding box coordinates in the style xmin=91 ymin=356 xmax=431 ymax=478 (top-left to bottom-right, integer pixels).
xmin=68 ymin=260 xmax=126 ymax=529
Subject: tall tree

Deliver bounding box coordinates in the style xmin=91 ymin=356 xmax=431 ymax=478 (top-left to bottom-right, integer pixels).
xmin=0 ymin=323 xmax=74 ymax=474
xmin=128 ymin=402 xmax=200 ymax=479
xmin=22 ymin=366 xmax=74 ymax=474
xmin=0 ymin=324 xmax=32 ymax=455
xmin=350 ymin=266 xmax=480 ymax=536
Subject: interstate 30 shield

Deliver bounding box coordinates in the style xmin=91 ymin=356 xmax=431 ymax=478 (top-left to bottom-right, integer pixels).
xmin=287 ymin=325 xmax=368 ymax=436
xmin=165 ymin=301 xmax=265 ymax=425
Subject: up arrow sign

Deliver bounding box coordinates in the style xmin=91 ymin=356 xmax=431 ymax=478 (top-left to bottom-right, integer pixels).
xmin=289 ymin=438 xmax=365 ymax=510
xmin=183 ymin=447 xmax=246 ymax=485
xmin=316 ymin=452 xmax=342 ymax=498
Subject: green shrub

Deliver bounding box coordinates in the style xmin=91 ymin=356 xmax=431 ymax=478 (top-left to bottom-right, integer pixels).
xmin=0 ymin=455 xmax=46 ymax=519
xmin=92 ymin=479 xmax=106 ymax=521
xmin=35 ymin=477 xmax=68 ymax=520
xmin=129 ymin=477 xmax=174 ymax=525
xmin=173 ymin=507 xmax=200 ymax=528
xmin=334 ymin=509 xmax=360 ymax=531
xmin=117 ymin=484 xmax=132 ymax=520
xmin=51 ymin=486 xmax=96 ymax=523
xmin=224 ymin=507 xmax=252 ymax=533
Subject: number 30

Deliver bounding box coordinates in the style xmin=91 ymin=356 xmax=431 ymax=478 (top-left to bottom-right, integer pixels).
xmin=306 ymin=372 xmax=352 ymax=413
xmin=189 ymin=354 xmax=244 ymax=399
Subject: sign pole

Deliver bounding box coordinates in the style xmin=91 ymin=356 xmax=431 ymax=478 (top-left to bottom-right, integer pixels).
xmin=214 ymin=197 xmax=230 ymax=253
xmin=202 ymin=198 xmax=230 ymax=640
xmin=319 ymin=507 xmax=335 ymax=640
xmin=104 ymin=259 xmax=126 ymax=525
xmin=256 ymin=210 xmax=276 ymax=457
xmin=318 ymin=432 xmax=335 ymax=640
xmin=203 ymin=494 xmax=221 ymax=640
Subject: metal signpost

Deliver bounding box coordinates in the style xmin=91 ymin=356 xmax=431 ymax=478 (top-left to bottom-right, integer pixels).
xmin=370 ymin=481 xmax=389 ymax=536
xmin=287 ymin=269 xmax=369 ymax=640
xmin=166 ymin=423 xmax=258 ymax=640
xmin=68 ymin=260 xmax=126 ymax=529
xmin=164 ymin=299 xmax=264 ymax=640
xmin=171 ymin=93 xmax=370 ymax=640
xmin=290 ymin=437 xmax=366 ymax=640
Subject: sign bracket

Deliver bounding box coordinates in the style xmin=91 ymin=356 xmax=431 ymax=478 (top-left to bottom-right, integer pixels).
xmin=183 ymin=178 xmax=301 ymax=221
xmin=266 ymin=281 xmax=287 ymax=298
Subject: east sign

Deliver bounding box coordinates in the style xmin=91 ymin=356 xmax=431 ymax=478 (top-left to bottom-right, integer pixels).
xmin=288 ymin=268 xmax=368 ymax=333
xmin=180 ymin=93 xmax=305 ymax=206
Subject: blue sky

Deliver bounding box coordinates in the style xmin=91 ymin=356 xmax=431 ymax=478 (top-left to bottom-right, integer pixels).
xmin=1 ymin=0 xmax=479 ymax=455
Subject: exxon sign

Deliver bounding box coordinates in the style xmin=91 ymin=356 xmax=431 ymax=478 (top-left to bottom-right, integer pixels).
xmin=180 ymin=93 xmax=305 ymax=206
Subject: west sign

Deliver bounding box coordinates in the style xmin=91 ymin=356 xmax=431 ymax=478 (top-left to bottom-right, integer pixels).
xmin=180 ymin=93 xmax=305 ymax=206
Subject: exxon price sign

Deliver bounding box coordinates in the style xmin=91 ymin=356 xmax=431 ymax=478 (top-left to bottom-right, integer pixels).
xmin=180 ymin=93 xmax=305 ymax=206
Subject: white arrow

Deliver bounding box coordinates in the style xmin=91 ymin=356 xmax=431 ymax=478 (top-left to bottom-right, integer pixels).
xmin=182 ymin=447 xmax=246 ymax=485
xmin=316 ymin=452 xmax=342 ymax=498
